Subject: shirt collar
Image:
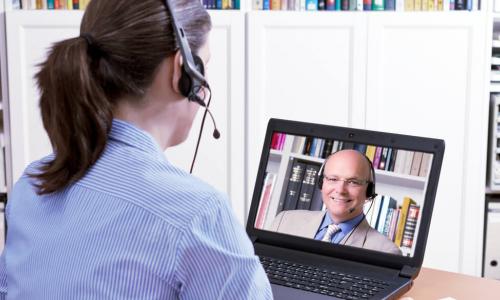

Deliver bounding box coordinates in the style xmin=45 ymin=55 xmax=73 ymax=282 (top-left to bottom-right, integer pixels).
xmin=319 ymin=211 xmax=365 ymax=233
xmin=108 ymin=119 xmax=165 ymax=158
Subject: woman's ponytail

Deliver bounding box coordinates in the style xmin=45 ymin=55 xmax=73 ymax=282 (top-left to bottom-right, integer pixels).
xmin=32 ymin=36 xmax=112 ymax=194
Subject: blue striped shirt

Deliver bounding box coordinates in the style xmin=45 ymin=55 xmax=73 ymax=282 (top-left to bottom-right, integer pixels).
xmin=0 ymin=119 xmax=272 ymax=299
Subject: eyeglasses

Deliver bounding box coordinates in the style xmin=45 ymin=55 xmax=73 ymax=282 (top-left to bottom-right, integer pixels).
xmin=323 ymin=175 xmax=370 ymax=188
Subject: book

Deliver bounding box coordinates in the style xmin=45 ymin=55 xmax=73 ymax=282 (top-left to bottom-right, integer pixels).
xmin=382 ymin=208 xmax=394 ymax=236
xmin=378 ymin=147 xmax=389 ymax=170
xmin=393 ymin=149 xmax=407 ymax=174
xmin=369 ymin=195 xmax=384 ymax=228
xmin=410 ymin=152 xmax=423 ymax=176
xmin=372 ymin=0 xmax=384 ymax=9
xmin=401 ymin=204 xmax=420 ymax=248
xmin=255 ymin=173 xmax=277 ymax=229
xmin=321 ymin=139 xmax=334 ymax=158
xmin=291 ymin=136 xmax=306 ymax=154
xmin=353 ymin=144 xmax=367 ymax=155
xmin=297 ymin=163 xmax=321 ymax=210
xmin=363 ymin=0 xmax=372 ymax=9
xmin=384 ymin=148 xmax=393 ymax=171
xmin=402 ymin=151 xmax=414 ymax=175
xmin=388 ymin=208 xmax=400 ymax=241
xmin=306 ymin=0 xmax=318 ymax=9
xmin=385 ymin=0 xmax=396 ymax=9
xmin=404 ymin=0 xmax=414 ymax=10
xmin=376 ymin=196 xmax=397 ymax=234
xmin=372 ymin=147 xmax=383 ymax=169
xmin=388 ymin=149 xmax=397 ymax=172
xmin=395 ymin=197 xmax=416 ymax=247
xmin=326 ymin=0 xmax=336 ymax=9
xmin=283 ymin=160 xmax=307 ymax=211
xmin=419 ymin=153 xmax=432 ymax=177
xmin=365 ymin=145 xmax=377 ymax=162
xmin=303 ymin=137 xmax=313 ymax=155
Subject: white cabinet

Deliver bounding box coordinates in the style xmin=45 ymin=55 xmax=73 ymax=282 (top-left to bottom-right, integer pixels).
xmin=3 ymin=10 xmax=247 ymax=223
xmin=246 ymin=11 xmax=489 ymax=274
xmin=365 ymin=12 xmax=489 ymax=275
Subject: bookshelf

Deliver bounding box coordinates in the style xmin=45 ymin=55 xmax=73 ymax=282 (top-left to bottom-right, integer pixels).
xmin=0 ymin=0 xmax=493 ymax=276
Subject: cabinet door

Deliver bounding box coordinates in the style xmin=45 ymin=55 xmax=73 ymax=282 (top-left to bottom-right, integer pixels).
xmin=247 ymin=11 xmax=368 ymax=207
xmin=5 ymin=10 xmax=246 ymax=223
xmin=365 ymin=12 xmax=488 ymax=275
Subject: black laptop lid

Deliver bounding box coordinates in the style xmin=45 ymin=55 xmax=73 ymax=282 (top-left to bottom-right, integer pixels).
xmin=247 ymin=119 xmax=445 ymax=271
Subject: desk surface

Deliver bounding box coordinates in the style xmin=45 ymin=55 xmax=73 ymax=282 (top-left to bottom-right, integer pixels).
xmin=402 ymin=267 xmax=500 ymax=299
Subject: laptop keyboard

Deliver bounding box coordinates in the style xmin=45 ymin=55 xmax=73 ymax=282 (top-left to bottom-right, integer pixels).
xmin=259 ymin=256 xmax=390 ymax=299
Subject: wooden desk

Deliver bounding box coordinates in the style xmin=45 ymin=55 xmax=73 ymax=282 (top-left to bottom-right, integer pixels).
xmin=402 ymin=267 xmax=500 ymax=299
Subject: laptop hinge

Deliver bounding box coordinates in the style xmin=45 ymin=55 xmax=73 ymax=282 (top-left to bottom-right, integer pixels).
xmin=399 ymin=265 xmax=418 ymax=279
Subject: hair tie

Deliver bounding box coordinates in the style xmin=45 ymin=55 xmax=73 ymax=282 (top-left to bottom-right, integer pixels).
xmin=80 ymin=33 xmax=95 ymax=47
xmin=80 ymin=33 xmax=105 ymax=59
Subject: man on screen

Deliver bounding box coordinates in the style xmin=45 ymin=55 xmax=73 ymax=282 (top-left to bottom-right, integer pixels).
xmin=270 ymin=149 xmax=402 ymax=255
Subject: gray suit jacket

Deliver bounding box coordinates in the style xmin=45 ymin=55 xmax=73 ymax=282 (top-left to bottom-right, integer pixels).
xmin=270 ymin=210 xmax=402 ymax=255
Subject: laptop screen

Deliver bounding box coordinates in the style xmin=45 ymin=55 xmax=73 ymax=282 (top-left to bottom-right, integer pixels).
xmin=247 ymin=119 xmax=444 ymax=267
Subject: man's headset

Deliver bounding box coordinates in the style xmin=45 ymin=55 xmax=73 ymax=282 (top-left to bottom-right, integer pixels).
xmin=316 ymin=151 xmax=377 ymax=200
xmin=163 ymin=0 xmax=220 ymax=173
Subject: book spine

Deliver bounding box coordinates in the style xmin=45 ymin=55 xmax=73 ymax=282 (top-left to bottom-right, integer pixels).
xmin=297 ymin=163 xmax=321 ymax=210
xmin=395 ymin=197 xmax=415 ymax=246
xmin=372 ymin=147 xmax=383 ymax=169
xmin=378 ymin=147 xmax=388 ymax=170
xmin=363 ymin=0 xmax=372 ymax=9
xmin=401 ymin=205 xmax=420 ymax=248
xmin=283 ymin=161 xmax=307 ymax=211
xmin=410 ymin=152 xmax=423 ymax=176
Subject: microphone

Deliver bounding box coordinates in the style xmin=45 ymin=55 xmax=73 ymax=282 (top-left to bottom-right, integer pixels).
xmin=192 ymin=95 xmax=220 ymax=140
xmin=348 ymin=207 xmax=355 ymax=214
xmin=189 ymin=86 xmax=219 ymax=174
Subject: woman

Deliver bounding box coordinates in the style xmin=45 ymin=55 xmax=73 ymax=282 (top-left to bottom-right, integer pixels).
xmin=0 ymin=0 xmax=272 ymax=299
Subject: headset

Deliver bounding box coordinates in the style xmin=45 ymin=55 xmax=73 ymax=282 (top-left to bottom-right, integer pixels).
xmin=317 ymin=150 xmax=377 ymax=199
xmin=163 ymin=0 xmax=220 ymax=173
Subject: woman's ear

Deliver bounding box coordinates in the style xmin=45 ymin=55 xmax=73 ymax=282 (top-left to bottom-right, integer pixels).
xmin=171 ymin=50 xmax=183 ymax=95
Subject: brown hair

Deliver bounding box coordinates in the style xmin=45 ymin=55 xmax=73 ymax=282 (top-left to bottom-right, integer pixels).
xmin=32 ymin=0 xmax=211 ymax=194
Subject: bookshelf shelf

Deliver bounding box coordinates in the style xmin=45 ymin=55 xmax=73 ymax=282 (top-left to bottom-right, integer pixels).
xmin=376 ymin=169 xmax=426 ymax=190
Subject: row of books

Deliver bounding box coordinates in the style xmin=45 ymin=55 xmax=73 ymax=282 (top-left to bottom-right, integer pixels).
xmin=366 ymin=196 xmax=420 ymax=252
xmin=13 ymin=0 xmax=91 ymax=9
xmin=253 ymin=0 xmax=479 ymax=10
xmin=202 ymin=0 xmax=241 ymax=9
xmin=288 ymin=135 xmax=431 ymax=178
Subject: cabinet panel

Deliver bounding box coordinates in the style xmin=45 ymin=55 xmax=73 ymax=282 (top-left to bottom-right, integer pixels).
xmin=247 ymin=11 xmax=368 ymax=204
xmin=365 ymin=12 xmax=488 ymax=274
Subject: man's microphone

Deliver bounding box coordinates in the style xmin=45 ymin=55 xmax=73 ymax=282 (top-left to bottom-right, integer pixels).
xmin=348 ymin=207 xmax=355 ymax=214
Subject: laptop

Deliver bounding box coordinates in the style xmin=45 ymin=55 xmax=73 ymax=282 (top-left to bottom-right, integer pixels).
xmin=246 ymin=118 xmax=445 ymax=300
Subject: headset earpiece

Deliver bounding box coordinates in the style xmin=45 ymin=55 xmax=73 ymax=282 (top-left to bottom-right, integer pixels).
xmin=179 ymin=54 xmax=205 ymax=99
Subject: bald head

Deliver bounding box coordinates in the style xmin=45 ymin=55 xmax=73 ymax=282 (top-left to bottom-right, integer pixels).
xmin=324 ymin=150 xmax=372 ymax=182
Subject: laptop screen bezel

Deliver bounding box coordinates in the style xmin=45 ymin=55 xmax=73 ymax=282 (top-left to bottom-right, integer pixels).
xmin=246 ymin=118 xmax=445 ymax=270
